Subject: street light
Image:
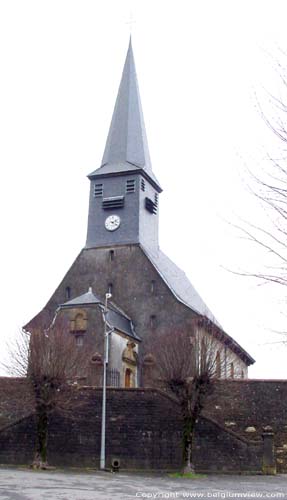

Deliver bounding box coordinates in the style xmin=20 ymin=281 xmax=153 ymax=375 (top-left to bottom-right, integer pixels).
xmin=58 ymin=287 xmax=112 ymax=471
xmin=100 ymin=292 xmax=112 ymax=470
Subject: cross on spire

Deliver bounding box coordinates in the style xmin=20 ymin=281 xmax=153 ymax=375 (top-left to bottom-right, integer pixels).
xmin=125 ymin=9 xmax=136 ymax=34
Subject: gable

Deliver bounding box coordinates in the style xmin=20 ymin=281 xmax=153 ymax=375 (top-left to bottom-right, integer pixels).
xmin=26 ymin=244 xmax=254 ymax=367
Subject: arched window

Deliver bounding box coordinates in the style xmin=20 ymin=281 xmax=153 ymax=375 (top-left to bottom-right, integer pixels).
xmin=216 ymin=351 xmax=221 ymax=378
xmin=200 ymin=338 xmax=207 ymax=372
xmin=150 ymin=315 xmax=156 ymax=328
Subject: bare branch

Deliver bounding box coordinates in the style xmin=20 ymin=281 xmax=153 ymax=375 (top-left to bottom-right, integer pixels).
xmin=1 ymin=317 xmax=90 ymax=468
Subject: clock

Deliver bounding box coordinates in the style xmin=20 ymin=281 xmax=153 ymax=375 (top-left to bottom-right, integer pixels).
xmin=105 ymin=214 xmax=121 ymax=231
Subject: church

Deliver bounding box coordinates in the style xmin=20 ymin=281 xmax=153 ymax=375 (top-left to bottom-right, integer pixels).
xmin=26 ymin=40 xmax=254 ymax=388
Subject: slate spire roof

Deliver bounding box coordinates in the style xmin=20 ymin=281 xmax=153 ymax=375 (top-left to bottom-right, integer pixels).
xmin=88 ymin=39 xmax=162 ymax=191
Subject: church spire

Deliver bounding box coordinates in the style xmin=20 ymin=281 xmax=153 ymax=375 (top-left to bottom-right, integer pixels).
xmin=89 ymin=39 xmax=161 ymax=191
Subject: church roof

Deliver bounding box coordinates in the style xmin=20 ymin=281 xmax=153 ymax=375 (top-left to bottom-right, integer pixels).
xmin=59 ymin=288 xmax=140 ymax=342
xmin=142 ymin=245 xmax=255 ymax=366
xmin=60 ymin=287 xmax=102 ymax=307
xmin=88 ymin=39 xmax=162 ymax=192
xmin=106 ymin=307 xmax=141 ymax=342
xmin=142 ymin=246 xmax=222 ymax=326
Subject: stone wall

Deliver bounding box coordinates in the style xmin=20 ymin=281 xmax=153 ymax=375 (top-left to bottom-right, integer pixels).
xmin=0 ymin=416 xmax=36 ymax=465
xmin=194 ymin=416 xmax=262 ymax=473
xmin=0 ymin=381 xmax=286 ymax=472
xmin=48 ymin=388 xmax=183 ymax=470
xmin=0 ymin=388 xmax=183 ymax=470
xmin=204 ymin=380 xmax=287 ymax=472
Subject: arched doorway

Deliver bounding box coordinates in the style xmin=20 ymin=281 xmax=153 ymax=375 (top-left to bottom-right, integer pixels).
xmin=125 ymin=368 xmax=132 ymax=388
xmin=122 ymin=341 xmax=138 ymax=388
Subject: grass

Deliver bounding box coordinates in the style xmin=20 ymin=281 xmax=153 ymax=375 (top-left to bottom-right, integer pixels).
xmin=169 ymin=472 xmax=206 ymax=479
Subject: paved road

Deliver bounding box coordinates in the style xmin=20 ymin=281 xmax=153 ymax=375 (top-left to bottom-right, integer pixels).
xmin=0 ymin=468 xmax=286 ymax=500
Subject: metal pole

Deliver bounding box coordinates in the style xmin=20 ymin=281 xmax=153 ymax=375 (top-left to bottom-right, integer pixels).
xmin=100 ymin=293 xmax=111 ymax=470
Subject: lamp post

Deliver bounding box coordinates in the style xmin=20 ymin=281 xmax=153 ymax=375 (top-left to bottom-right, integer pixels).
xmin=58 ymin=287 xmax=112 ymax=471
xmin=100 ymin=292 xmax=112 ymax=470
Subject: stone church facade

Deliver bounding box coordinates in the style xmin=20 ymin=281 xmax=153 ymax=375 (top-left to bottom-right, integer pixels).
xmin=26 ymin=40 xmax=254 ymax=387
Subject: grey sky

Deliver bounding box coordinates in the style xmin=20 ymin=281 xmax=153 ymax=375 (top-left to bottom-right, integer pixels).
xmin=1 ymin=0 xmax=287 ymax=377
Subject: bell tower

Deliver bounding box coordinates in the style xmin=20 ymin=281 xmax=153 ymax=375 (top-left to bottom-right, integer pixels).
xmin=85 ymin=40 xmax=162 ymax=251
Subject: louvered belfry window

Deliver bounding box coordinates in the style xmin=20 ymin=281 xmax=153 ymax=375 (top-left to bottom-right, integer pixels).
xmin=145 ymin=197 xmax=157 ymax=214
xmin=102 ymin=196 xmax=125 ymax=209
xmin=126 ymin=179 xmax=136 ymax=193
xmin=94 ymin=183 xmax=103 ymax=197
xmin=154 ymin=192 xmax=159 ymax=208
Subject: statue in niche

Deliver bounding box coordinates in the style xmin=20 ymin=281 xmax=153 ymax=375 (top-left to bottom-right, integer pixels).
xmin=69 ymin=309 xmax=87 ymax=332
xmin=122 ymin=341 xmax=138 ymax=388
xmin=122 ymin=341 xmax=138 ymax=366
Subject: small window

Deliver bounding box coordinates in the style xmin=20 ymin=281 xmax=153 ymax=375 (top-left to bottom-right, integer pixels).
xmin=216 ymin=351 xmax=221 ymax=378
xmin=230 ymin=363 xmax=234 ymax=379
xmin=65 ymin=286 xmax=71 ymax=300
xmin=109 ymin=249 xmax=114 ymax=261
xmin=150 ymin=315 xmax=156 ymax=328
xmin=126 ymin=179 xmax=135 ymax=193
xmin=151 ymin=280 xmax=155 ymax=293
xmin=241 ymin=370 xmax=244 ymax=379
xmin=141 ymin=179 xmax=145 ymax=192
xmin=108 ymin=283 xmax=113 ymax=295
xmin=76 ymin=335 xmax=84 ymax=347
xmin=94 ymin=183 xmax=103 ymax=197
xmin=201 ymin=338 xmax=207 ymax=362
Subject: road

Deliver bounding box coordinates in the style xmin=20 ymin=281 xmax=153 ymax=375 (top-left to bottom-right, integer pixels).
xmin=0 ymin=468 xmax=286 ymax=500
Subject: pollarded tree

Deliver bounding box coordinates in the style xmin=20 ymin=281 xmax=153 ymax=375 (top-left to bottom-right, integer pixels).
xmin=144 ymin=317 xmax=235 ymax=472
xmin=2 ymin=319 xmax=89 ymax=468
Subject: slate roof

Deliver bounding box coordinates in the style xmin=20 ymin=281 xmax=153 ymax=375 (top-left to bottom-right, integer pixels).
xmin=143 ymin=246 xmax=221 ymax=326
xmin=60 ymin=288 xmax=102 ymax=307
xmin=88 ymin=39 xmax=162 ymax=192
xmin=60 ymin=288 xmax=140 ymax=342
xmin=106 ymin=306 xmax=141 ymax=342
xmin=142 ymin=245 xmax=255 ymax=365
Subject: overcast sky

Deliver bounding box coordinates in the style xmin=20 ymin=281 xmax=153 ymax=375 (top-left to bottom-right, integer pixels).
xmin=1 ymin=0 xmax=287 ymax=378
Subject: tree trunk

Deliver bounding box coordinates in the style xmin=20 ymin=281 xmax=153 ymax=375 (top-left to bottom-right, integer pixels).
xmin=182 ymin=412 xmax=196 ymax=473
xmin=33 ymin=404 xmax=48 ymax=469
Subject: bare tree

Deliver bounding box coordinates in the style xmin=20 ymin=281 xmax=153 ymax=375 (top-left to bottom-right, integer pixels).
xmin=144 ymin=317 xmax=235 ymax=473
xmin=2 ymin=319 xmax=89 ymax=468
xmin=234 ymin=56 xmax=287 ymax=291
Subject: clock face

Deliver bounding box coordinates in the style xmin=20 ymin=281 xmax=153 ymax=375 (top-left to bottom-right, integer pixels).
xmin=105 ymin=214 xmax=121 ymax=231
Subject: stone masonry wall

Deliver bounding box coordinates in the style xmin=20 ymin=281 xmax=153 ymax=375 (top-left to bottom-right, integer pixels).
xmin=204 ymin=380 xmax=287 ymax=473
xmin=0 ymin=381 xmax=286 ymax=472
xmin=194 ymin=416 xmax=262 ymax=473
xmin=0 ymin=388 xmax=183 ymax=470
xmin=27 ymin=245 xmax=250 ymax=377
